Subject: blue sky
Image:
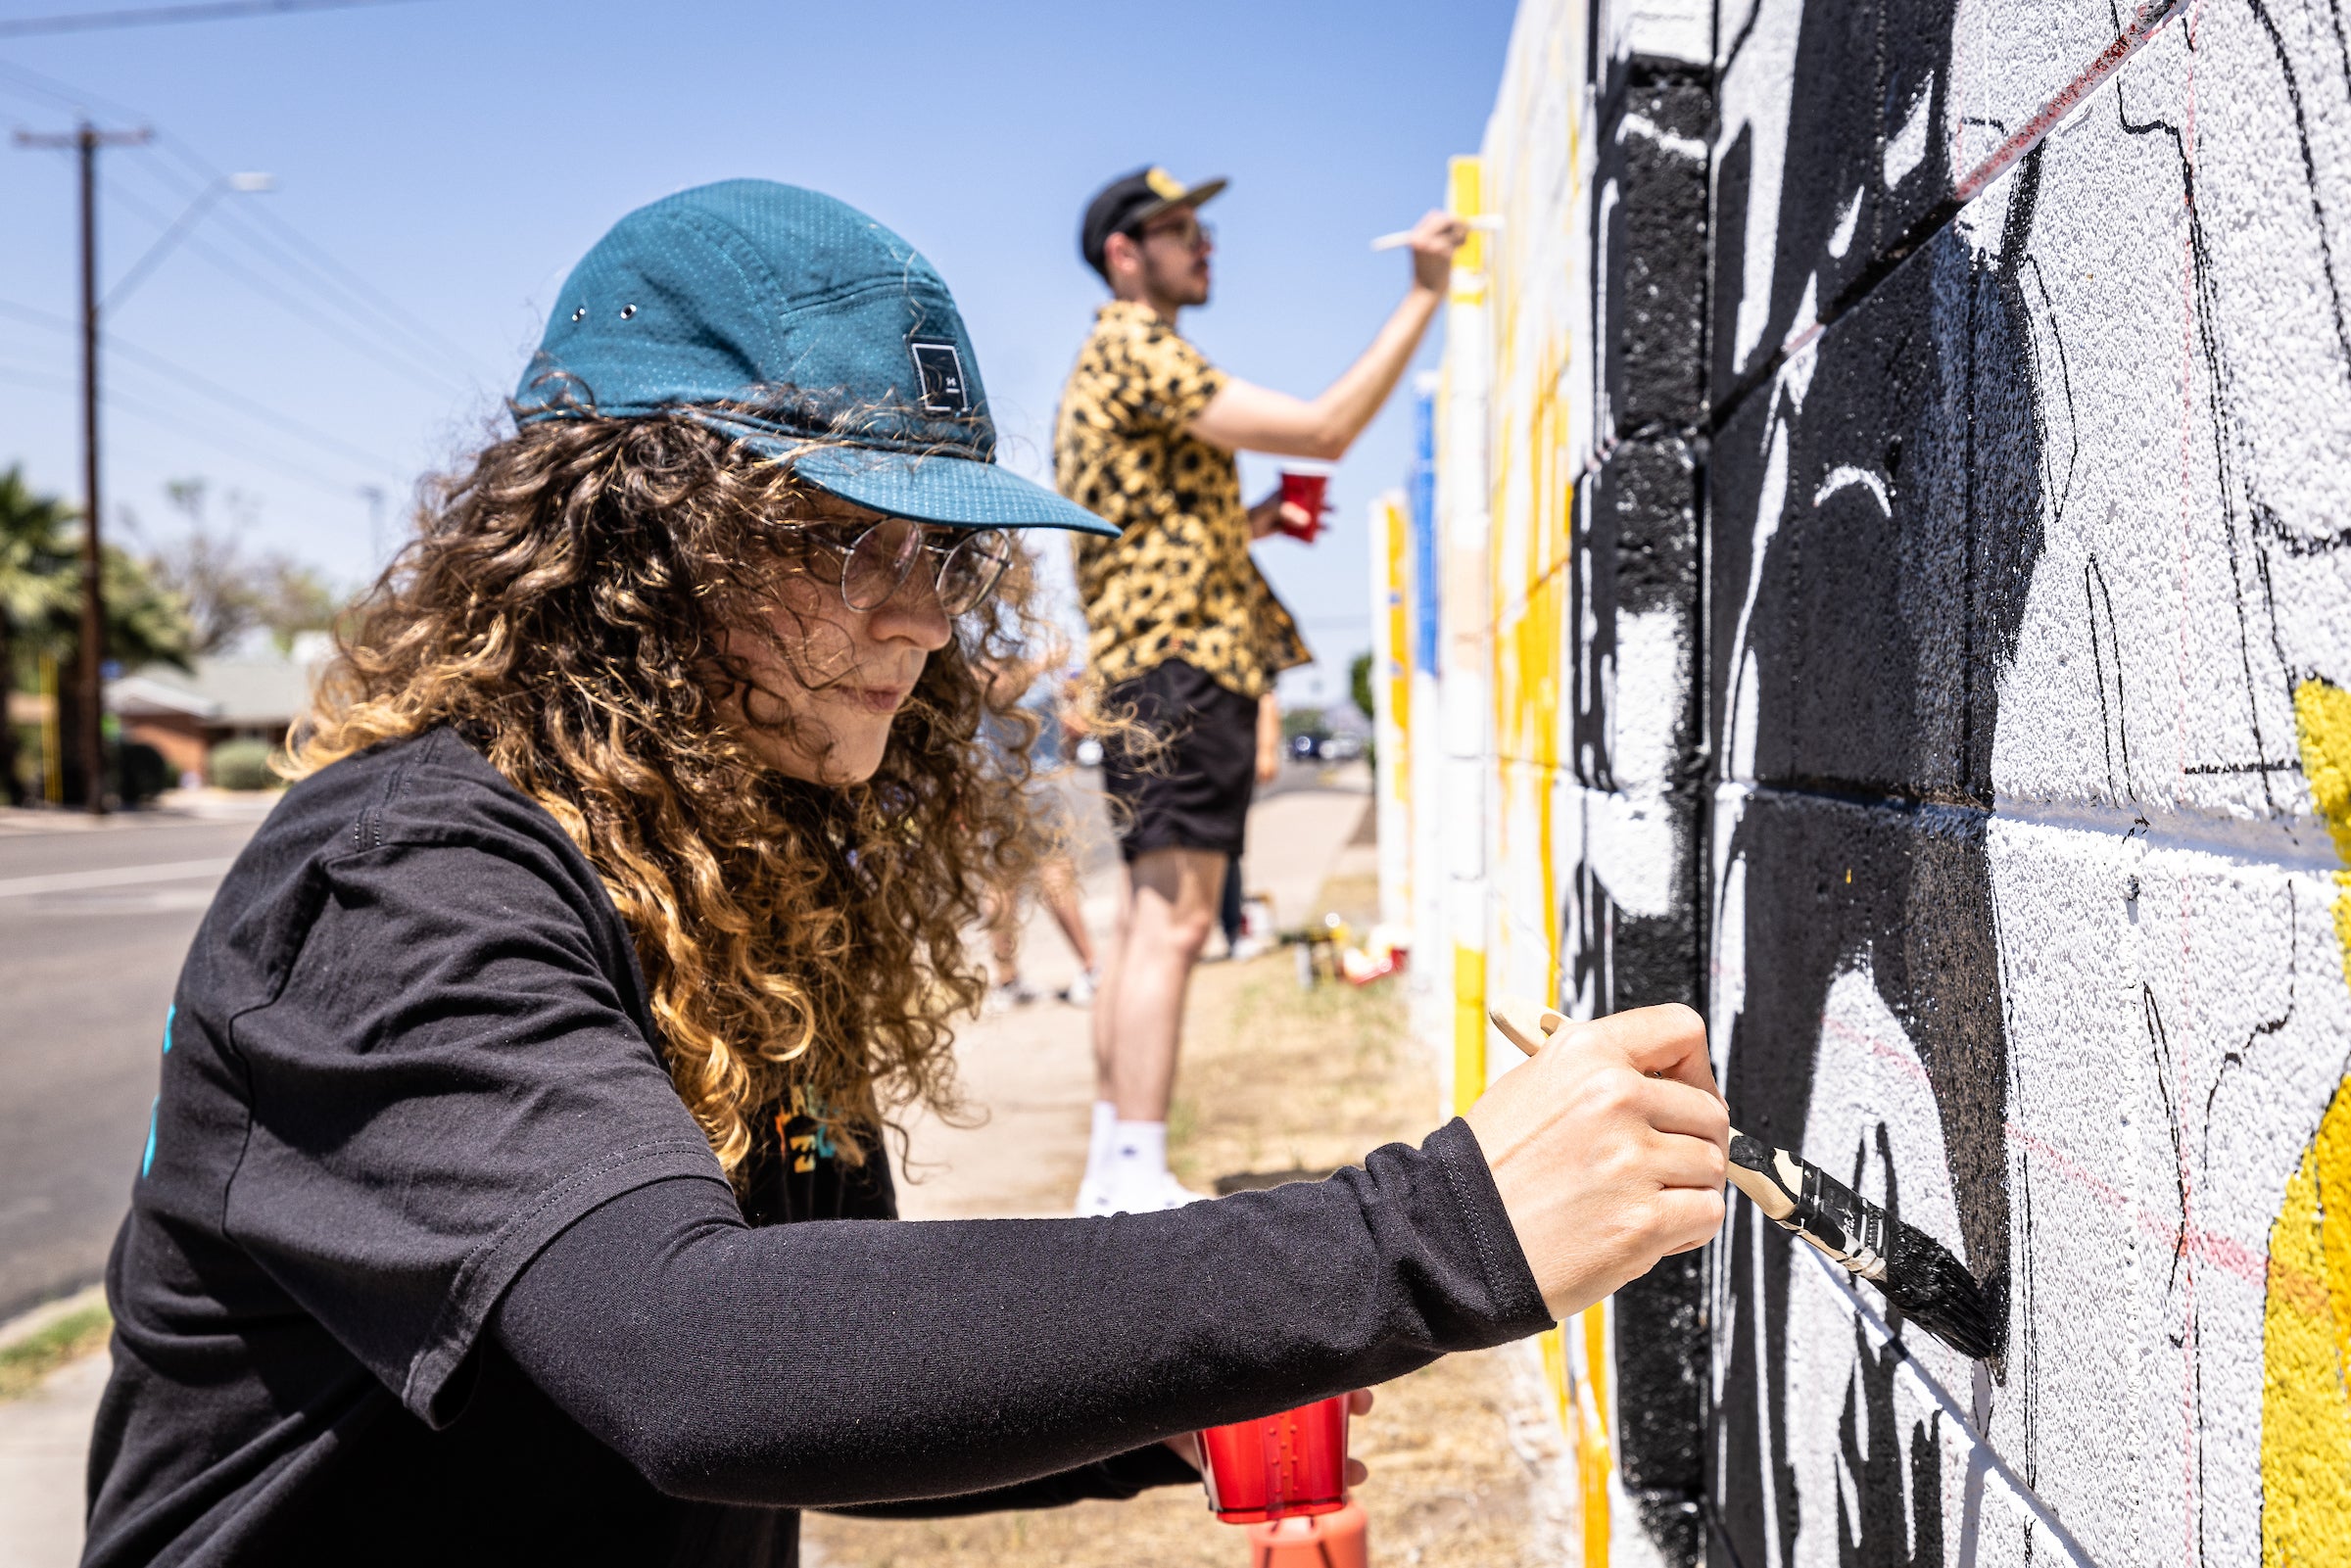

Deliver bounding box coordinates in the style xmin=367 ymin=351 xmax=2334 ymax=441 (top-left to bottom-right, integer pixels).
xmin=0 ymin=0 xmax=1516 ymax=704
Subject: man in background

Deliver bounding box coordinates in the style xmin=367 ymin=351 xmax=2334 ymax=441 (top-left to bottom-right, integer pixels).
xmin=1056 ymin=165 xmax=1463 ymax=1213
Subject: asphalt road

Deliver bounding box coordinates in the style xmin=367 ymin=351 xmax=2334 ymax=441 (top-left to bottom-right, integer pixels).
xmin=0 ymin=807 xmax=268 ymax=1323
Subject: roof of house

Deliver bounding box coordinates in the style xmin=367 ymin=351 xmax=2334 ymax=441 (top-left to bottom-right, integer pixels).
xmin=109 ymin=652 xmax=322 ymax=729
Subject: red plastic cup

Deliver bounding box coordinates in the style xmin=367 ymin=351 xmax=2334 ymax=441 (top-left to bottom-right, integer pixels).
xmin=1276 ymin=468 xmax=1330 ymax=544
xmin=1198 ymin=1395 xmax=1351 ymax=1524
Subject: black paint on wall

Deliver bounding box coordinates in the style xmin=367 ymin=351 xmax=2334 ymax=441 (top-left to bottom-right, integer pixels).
xmin=1575 ymin=49 xmax=1717 ymax=1568
xmin=1699 ymin=4 xmax=2060 ymax=1556
xmin=1602 ymin=61 xmax=1713 ymax=435
xmin=1709 ymin=0 xmax=1963 ymax=418
xmin=1704 ymin=197 xmax=2048 ymax=1568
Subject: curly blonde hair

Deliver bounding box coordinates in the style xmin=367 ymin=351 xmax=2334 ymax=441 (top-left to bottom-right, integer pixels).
xmin=289 ymin=412 xmax=1056 ymax=1177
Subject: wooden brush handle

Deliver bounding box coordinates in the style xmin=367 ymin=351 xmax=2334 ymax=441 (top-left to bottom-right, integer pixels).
xmin=1483 ymin=995 xmax=1880 ymax=1275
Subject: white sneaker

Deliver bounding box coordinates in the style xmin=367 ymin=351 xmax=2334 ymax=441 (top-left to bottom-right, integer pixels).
xmin=1227 ymin=934 xmax=1270 ymax=963
xmin=1153 ymin=1173 xmax=1214 ymax=1209
xmin=1059 ymin=969 xmax=1098 ymax=1006
xmin=1074 ymin=1176 xmax=1116 ymax=1217
xmin=984 ymin=978 xmax=1038 ymax=1015
xmin=1103 ymin=1171 xmax=1213 ymax=1213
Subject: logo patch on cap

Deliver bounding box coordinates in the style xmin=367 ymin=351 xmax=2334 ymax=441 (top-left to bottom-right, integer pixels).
xmin=909 ymin=339 xmax=971 ymax=415
xmin=1144 ymin=166 xmax=1186 ymax=202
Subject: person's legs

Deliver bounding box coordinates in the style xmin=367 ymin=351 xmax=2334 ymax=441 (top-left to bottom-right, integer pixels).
xmin=1039 ymin=854 xmax=1099 ymax=976
xmin=1098 ymin=846 xmax=1224 ymax=1210
xmin=1077 ymin=660 xmax=1254 ymax=1213
xmin=982 ymin=882 xmax=1035 ymax=1008
xmin=1079 ymin=886 xmax=1129 ymax=1210
xmin=1108 ymin=846 xmax=1225 ymax=1118
xmin=1217 ymin=850 xmax=1245 ymax=954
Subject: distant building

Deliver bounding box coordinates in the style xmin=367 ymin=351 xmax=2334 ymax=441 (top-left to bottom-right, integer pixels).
xmin=108 ymin=633 xmax=329 ymax=784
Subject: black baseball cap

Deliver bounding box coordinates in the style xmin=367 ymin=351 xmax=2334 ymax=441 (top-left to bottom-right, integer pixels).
xmin=1080 ymin=166 xmax=1228 ymax=279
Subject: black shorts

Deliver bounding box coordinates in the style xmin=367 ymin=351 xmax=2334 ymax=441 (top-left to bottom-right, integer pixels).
xmin=1099 ymin=659 xmax=1257 ymax=861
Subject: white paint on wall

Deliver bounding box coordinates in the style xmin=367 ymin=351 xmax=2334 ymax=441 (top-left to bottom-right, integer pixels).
xmin=1603 ymin=0 xmax=1710 ymax=64
xmin=1590 ymin=609 xmax=1688 ymax=918
xmin=1718 ymin=0 xmax=1805 ymax=372
xmin=1881 ymin=79 xmax=1935 ymax=190
xmin=1825 ymin=185 xmax=1862 ymax=258
xmin=1722 ymin=405 xmax=1791 ymax=785
xmin=1810 ymin=463 xmax=1889 ymax=515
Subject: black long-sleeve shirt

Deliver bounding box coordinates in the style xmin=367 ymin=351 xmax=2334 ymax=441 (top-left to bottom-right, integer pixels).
xmin=83 ymin=729 xmax=1550 ymax=1567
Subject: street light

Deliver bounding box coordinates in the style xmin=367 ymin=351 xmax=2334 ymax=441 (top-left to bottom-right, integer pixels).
xmin=103 ymin=171 xmax=276 ymax=311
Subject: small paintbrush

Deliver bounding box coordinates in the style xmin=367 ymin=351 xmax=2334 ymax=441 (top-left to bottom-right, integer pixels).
xmin=1485 ymin=996 xmax=2000 ymax=1361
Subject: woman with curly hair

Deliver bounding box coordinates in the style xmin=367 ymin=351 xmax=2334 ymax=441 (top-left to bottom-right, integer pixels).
xmin=82 ymin=181 xmax=1729 ymax=1567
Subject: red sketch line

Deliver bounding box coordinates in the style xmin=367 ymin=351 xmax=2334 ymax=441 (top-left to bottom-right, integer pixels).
xmin=1816 ymin=1009 xmax=2313 ymax=1305
xmin=1952 ymin=0 xmax=2192 ymax=202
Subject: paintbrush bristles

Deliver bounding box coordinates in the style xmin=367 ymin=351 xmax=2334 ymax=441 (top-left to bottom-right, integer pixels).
xmin=1877 ymin=1221 xmax=2000 ymax=1360
xmin=1482 ymin=995 xmax=2004 ymax=1362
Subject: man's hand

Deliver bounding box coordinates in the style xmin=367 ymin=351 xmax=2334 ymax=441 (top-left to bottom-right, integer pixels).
xmin=1246 ymin=491 xmax=1313 ymax=541
xmin=1184 ymin=214 xmax=1470 ymax=461
xmin=1404 ymin=211 xmax=1470 ymax=294
xmin=1463 ymin=1003 xmax=1728 ymax=1320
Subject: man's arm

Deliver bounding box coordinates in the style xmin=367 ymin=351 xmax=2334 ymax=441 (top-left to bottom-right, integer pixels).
xmin=1186 ymin=212 xmax=1466 ymax=460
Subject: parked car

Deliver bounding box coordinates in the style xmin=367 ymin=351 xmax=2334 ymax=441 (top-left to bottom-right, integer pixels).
xmin=1287 ymin=733 xmax=1321 ymax=762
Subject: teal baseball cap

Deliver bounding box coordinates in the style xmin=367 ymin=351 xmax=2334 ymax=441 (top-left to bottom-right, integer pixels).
xmin=513 ymin=179 xmax=1115 ymax=537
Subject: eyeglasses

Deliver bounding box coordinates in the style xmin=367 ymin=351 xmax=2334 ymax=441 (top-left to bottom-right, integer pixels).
xmin=804 ymin=515 xmax=1015 ymax=616
xmin=1136 ymin=214 xmax=1213 ymax=252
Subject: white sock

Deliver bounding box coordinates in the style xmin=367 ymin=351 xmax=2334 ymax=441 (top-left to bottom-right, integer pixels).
xmin=1108 ymin=1119 xmax=1169 ymax=1200
xmin=1083 ymin=1101 xmax=1117 ymax=1190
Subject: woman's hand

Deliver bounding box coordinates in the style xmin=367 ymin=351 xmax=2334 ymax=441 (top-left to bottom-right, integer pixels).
xmin=1463 ymin=1004 xmax=1729 ymax=1320
xmin=1163 ymin=1388 xmax=1378 ymax=1484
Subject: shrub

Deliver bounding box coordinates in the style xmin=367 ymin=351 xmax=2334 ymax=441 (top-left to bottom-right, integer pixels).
xmin=208 ymin=738 xmax=278 ymax=791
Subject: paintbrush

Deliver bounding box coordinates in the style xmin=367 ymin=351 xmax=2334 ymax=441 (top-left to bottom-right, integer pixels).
xmin=1485 ymin=996 xmax=2001 ymax=1360
xmin=1369 ymin=214 xmax=1503 ymax=251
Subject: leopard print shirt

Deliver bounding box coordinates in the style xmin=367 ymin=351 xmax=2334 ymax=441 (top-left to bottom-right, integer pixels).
xmin=1055 ymin=302 xmax=1310 ymax=699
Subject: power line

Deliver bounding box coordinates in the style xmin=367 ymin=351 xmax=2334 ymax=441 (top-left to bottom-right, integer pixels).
xmin=0 ymin=363 xmax=375 ymax=497
xmin=101 ymin=177 xmax=472 ymax=397
xmin=172 ymin=149 xmax=499 ymax=378
xmin=0 ymin=298 xmax=408 ymax=477
xmin=0 ymin=0 xmax=430 ymax=39
xmin=0 ymin=55 xmax=497 ymax=393
xmin=104 ymin=145 xmax=489 ymax=389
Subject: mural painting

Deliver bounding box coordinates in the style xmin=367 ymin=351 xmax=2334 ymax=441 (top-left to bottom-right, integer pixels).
xmin=1390 ymin=0 xmax=2351 ymax=1561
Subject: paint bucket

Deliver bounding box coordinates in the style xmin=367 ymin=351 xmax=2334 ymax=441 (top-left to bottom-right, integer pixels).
xmin=1276 ymin=466 xmax=1331 ymax=543
xmin=1199 ymin=1395 xmax=1350 ymax=1524
xmin=1247 ymin=1500 xmax=1368 ymax=1567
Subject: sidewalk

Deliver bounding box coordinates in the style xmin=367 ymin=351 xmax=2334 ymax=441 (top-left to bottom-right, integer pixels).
xmin=0 ymin=771 xmax=1568 ymax=1566
xmin=888 ymin=774 xmax=1380 ymax=1222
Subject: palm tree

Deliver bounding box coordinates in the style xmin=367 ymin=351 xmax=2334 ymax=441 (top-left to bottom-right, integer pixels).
xmin=0 ymin=468 xmax=79 ymax=806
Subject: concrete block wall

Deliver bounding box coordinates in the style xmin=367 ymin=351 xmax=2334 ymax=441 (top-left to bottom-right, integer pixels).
xmin=1389 ymin=0 xmax=2351 ymax=1561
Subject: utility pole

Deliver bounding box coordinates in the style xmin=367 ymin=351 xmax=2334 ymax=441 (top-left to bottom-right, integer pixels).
xmin=16 ymin=119 xmax=151 ymax=813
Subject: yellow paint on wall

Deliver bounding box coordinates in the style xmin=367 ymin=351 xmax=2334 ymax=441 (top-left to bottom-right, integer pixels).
xmin=2294 ymin=680 xmax=2351 ymax=977
xmin=2264 ymin=678 xmax=2351 ymax=1567
xmin=2264 ymin=1082 xmax=2351 ymax=1568
xmin=1580 ymin=1306 xmax=1612 ymax=1568
xmin=1448 ymin=156 xmax=1487 ymax=298
xmin=1453 ymin=943 xmax=1487 ymax=1110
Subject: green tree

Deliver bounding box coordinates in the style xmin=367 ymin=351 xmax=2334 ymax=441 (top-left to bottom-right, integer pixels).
xmin=0 ymin=467 xmax=79 ymax=806
xmin=1349 ymin=650 xmax=1375 ymax=723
